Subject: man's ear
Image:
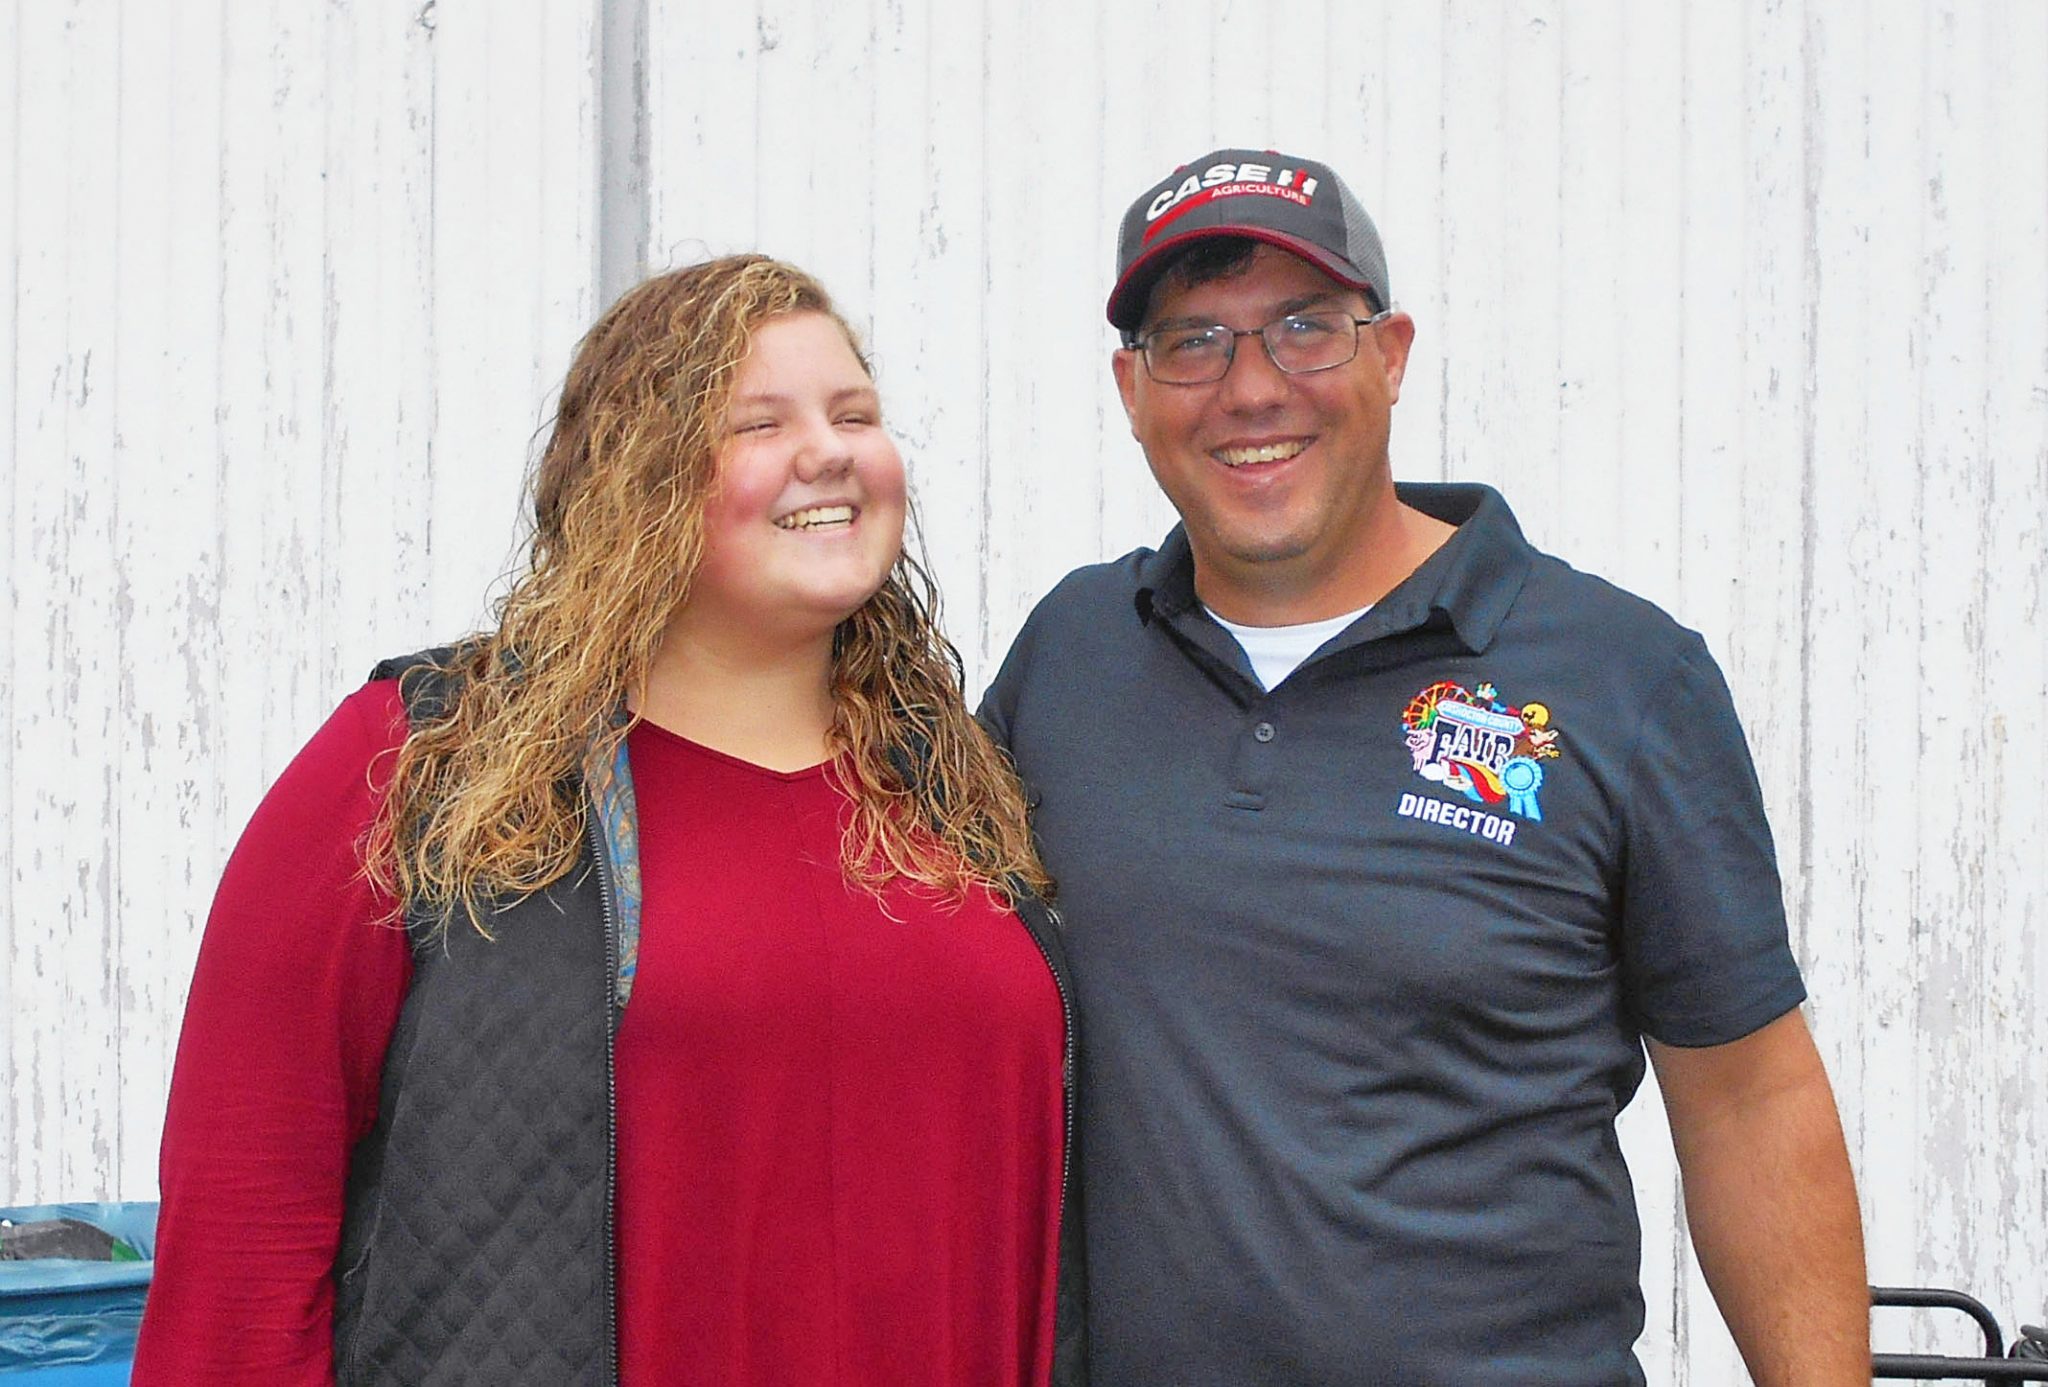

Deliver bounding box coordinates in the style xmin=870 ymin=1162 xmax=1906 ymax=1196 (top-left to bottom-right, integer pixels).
xmin=1375 ymin=313 xmax=1417 ymax=404
xmin=1111 ymin=348 xmax=1141 ymax=438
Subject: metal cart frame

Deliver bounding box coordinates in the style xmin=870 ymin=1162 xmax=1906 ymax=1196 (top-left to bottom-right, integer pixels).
xmin=1872 ymin=1286 xmax=2048 ymax=1383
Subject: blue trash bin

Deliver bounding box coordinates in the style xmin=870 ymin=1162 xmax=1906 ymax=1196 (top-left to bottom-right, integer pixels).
xmin=0 ymin=1202 xmax=157 ymax=1384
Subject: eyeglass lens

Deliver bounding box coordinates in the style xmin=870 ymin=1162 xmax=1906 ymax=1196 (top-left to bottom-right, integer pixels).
xmin=1142 ymin=312 xmax=1365 ymax=384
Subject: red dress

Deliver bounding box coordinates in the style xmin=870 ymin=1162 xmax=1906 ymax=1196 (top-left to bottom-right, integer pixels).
xmin=134 ymin=683 xmax=1065 ymax=1385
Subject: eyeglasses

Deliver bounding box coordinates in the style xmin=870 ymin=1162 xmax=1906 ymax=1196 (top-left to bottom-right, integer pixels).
xmin=1131 ymin=309 xmax=1393 ymax=385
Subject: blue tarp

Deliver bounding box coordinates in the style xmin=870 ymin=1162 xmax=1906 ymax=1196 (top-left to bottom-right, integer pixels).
xmin=0 ymin=1203 xmax=157 ymax=1382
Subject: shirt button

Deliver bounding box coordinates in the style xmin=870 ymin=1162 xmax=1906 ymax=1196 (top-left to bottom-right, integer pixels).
xmin=1253 ymin=721 xmax=1276 ymax=743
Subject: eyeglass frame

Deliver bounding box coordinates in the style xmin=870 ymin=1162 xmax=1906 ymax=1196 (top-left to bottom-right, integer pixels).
xmin=1122 ymin=307 xmax=1396 ymax=385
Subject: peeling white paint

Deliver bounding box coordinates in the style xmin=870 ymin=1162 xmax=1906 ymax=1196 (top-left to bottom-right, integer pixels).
xmin=3 ymin=1 xmax=2044 ymax=1378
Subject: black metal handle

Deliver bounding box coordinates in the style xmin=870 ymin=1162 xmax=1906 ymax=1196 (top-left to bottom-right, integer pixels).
xmin=1872 ymin=1286 xmax=2008 ymax=1360
xmin=1871 ymin=1353 xmax=2048 ymax=1382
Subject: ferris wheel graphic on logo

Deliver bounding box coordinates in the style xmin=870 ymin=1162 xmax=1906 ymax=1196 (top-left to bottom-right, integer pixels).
xmin=1400 ymin=680 xmax=1563 ymax=821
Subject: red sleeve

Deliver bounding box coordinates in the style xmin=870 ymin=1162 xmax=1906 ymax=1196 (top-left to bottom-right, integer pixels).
xmin=133 ymin=682 xmax=414 ymax=1387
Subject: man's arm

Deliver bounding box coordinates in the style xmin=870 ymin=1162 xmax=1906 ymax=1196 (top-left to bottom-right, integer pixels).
xmin=1648 ymin=1008 xmax=1868 ymax=1386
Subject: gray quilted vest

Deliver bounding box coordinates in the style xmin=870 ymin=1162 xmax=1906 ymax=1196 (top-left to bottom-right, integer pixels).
xmin=333 ymin=651 xmax=618 ymax=1385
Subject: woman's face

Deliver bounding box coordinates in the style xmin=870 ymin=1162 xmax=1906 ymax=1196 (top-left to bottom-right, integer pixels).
xmin=684 ymin=311 xmax=908 ymax=647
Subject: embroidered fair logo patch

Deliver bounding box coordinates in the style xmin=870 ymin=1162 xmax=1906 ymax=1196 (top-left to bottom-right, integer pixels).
xmin=1395 ymin=680 xmax=1563 ymax=846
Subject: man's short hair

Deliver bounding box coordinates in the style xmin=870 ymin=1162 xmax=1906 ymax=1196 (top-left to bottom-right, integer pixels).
xmin=1124 ymin=235 xmax=1384 ymax=345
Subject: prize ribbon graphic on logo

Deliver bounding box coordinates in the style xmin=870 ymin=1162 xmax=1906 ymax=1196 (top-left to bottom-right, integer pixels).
xmin=1400 ymin=683 xmax=1562 ymax=820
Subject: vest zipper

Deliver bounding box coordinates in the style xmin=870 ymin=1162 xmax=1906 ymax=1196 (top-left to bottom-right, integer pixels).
xmin=1025 ymin=900 xmax=1077 ymax=1246
xmin=586 ymin=808 xmax=622 ymax=1387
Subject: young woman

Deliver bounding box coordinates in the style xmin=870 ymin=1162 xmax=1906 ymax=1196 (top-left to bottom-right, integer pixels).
xmin=133 ymin=256 xmax=1081 ymax=1386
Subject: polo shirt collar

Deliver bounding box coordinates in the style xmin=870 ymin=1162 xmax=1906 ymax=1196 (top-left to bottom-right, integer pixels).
xmin=1133 ymin=481 xmax=1533 ymax=656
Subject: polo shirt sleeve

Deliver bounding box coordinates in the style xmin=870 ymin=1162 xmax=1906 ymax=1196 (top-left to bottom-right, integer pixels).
xmin=978 ymin=602 xmax=1044 ymax=751
xmin=977 ymin=675 xmax=1016 ymax=752
xmin=1617 ymin=635 xmax=1807 ymax=1047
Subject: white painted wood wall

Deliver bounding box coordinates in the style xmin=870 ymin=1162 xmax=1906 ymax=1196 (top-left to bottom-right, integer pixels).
xmin=4 ymin=2 xmax=2043 ymax=1378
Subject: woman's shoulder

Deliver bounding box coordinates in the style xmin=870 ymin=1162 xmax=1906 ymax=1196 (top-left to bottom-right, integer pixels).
xmin=308 ymin=678 xmax=411 ymax=782
xmin=365 ymin=644 xmax=470 ymax=723
xmin=300 ymin=641 xmax=488 ymax=780
xmin=229 ymin=680 xmax=409 ymax=868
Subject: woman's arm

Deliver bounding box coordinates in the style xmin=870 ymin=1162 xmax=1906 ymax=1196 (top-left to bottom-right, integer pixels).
xmin=132 ymin=683 xmax=414 ymax=1386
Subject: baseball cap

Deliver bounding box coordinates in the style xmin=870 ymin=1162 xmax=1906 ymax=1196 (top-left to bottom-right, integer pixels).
xmin=1106 ymin=147 xmax=1390 ymax=334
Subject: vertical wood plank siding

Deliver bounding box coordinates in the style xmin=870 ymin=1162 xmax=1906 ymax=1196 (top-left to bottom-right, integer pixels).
xmin=5 ymin=2 xmax=2043 ymax=1375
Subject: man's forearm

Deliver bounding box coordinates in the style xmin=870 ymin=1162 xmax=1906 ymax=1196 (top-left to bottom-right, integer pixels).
xmin=1652 ymin=1012 xmax=1869 ymax=1385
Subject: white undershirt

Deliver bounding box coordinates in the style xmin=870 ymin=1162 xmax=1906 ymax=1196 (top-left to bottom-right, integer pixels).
xmin=1205 ymin=603 xmax=1373 ymax=691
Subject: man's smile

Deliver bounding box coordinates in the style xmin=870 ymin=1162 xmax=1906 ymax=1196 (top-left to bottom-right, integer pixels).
xmin=1213 ymin=439 xmax=1309 ymax=468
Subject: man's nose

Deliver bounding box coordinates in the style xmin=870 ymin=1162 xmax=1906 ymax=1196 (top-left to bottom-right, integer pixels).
xmin=1217 ymin=331 xmax=1290 ymax=409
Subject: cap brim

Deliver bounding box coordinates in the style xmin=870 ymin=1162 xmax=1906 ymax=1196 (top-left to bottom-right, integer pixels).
xmin=1106 ymin=227 xmax=1375 ymax=332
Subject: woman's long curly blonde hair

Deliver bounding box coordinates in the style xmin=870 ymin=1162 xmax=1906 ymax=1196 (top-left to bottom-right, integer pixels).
xmin=365 ymin=254 xmax=1048 ymax=933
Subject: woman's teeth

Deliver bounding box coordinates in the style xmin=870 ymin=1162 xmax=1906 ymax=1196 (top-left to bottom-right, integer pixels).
xmin=1216 ymin=441 xmax=1306 ymax=467
xmin=774 ymin=504 xmax=855 ymax=531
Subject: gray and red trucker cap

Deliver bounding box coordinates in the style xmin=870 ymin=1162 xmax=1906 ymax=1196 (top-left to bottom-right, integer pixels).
xmin=1107 ymin=147 xmax=1390 ymax=334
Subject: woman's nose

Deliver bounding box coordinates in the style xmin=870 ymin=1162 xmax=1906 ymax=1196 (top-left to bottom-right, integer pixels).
xmin=792 ymin=418 xmax=854 ymax=482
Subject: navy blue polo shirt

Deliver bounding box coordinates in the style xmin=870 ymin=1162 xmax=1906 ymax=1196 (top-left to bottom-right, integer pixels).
xmin=980 ymin=482 xmax=1805 ymax=1387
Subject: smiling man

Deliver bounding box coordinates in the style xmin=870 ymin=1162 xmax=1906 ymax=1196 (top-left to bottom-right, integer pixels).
xmin=980 ymin=148 xmax=1868 ymax=1385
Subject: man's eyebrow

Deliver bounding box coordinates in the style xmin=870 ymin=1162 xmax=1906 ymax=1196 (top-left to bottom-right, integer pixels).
xmin=1143 ymin=291 xmax=1354 ymax=334
xmin=1273 ymin=290 xmax=1352 ymax=315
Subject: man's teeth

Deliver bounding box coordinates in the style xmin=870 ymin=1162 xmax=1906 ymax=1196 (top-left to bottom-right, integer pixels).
xmin=1216 ymin=441 xmax=1307 ymax=467
xmin=774 ymin=504 xmax=855 ymax=531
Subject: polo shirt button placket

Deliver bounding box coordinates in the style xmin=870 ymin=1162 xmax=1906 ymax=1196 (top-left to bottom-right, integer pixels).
xmin=1223 ymin=715 xmax=1275 ymax=811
